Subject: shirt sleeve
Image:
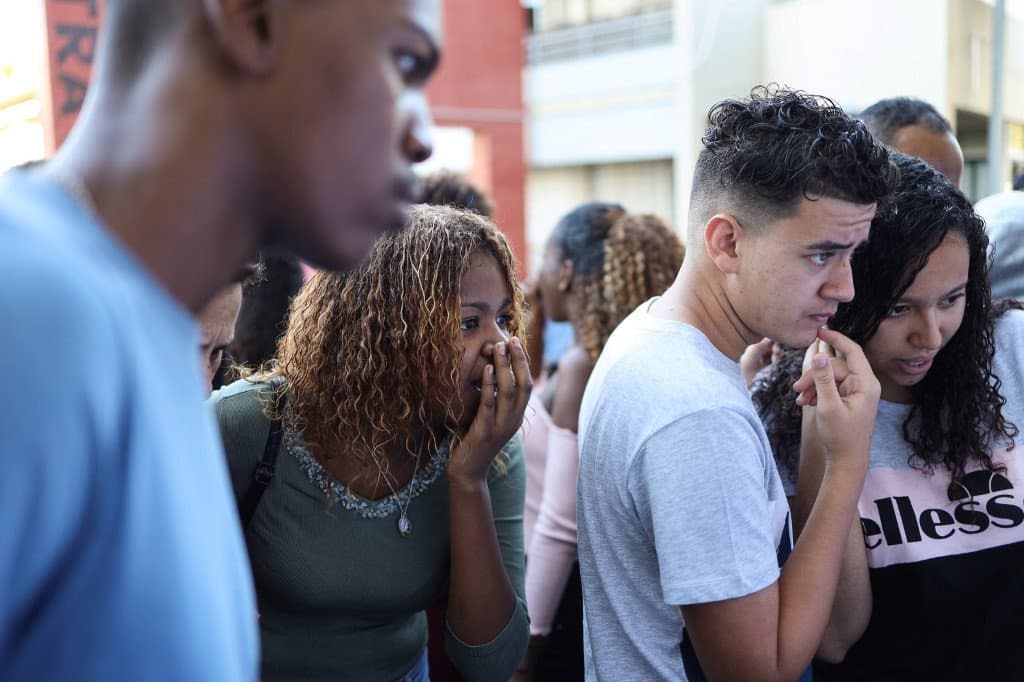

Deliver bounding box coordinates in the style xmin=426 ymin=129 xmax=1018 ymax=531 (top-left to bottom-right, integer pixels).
xmin=209 ymin=383 xmax=273 ymax=505
xmin=525 ymin=424 xmax=579 ymax=635
xmin=627 ymin=407 xmax=780 ymax=606
xmin=445 ymin=434 xmax=530 ymax=681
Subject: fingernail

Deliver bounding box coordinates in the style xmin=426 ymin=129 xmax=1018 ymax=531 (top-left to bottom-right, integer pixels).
xmin=498 ymin=342 xmax=506 ymax=357
xmin=813 ymin=355 xmax=828 ymax=369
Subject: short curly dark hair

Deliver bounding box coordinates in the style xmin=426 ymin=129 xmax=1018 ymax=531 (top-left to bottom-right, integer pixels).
xmin=689 ymin=85 xmax=898 ymax=233
xmin=753 ymin=153 xmax=1020 ymax=499
xmin=859 ymin=97 xmax=952 ymax=145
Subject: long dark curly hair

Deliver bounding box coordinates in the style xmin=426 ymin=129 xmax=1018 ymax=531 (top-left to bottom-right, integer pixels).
xmin=550 ymin=202 xmax=685 ymax=359
xmin=753 ymin=153 xmax=1020 ymax=498
xmin=268 ymin=204 xmax=525 ymax=469
xmin=690 ymin=85 xmax=898 ymax=231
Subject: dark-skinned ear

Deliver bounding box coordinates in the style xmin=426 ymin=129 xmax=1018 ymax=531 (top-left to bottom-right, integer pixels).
xmin=704 ymin=214 xmax=743 ymax=275
xmin=201 ymin=0 xmax=280 ymax=75
xmin=557 ymin=258 xmax=574 ymax=293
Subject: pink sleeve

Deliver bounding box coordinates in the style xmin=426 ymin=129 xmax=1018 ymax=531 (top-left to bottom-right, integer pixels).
xmin=525 ymin=424 xmax=579 ymax=636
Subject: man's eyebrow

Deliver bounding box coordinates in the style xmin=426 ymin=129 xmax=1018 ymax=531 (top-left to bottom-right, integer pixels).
xmin=805 ymin=240 xmax=856 ymax=251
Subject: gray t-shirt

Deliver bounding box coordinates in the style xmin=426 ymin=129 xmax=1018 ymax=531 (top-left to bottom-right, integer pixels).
xmin=577 ymin=300 xmax=792 ymax=681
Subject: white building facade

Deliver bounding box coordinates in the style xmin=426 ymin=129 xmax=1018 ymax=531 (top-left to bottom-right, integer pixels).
xmin=524 ymin=0 xmax=1024 ymax=267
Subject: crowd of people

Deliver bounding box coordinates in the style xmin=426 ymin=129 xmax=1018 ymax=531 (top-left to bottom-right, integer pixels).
xmin=4 ymin=1 xmax=1024 ymax=681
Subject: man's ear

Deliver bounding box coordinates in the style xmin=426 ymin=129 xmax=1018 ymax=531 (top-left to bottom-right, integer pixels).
xmin=704 ymin=214 xmax=744 ymax=275
xmin=201 ymin=0 xmax=282 ymax=75
xmin=557 ymin=259 xmax=574 ymax=293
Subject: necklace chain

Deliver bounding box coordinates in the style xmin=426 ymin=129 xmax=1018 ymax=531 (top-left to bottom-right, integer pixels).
xmin=367 ymin=450 xmax=420 ymax=538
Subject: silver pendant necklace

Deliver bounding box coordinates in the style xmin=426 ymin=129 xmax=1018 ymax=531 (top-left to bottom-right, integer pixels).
xmin=368 ymin=450 xmax=420 ymax=537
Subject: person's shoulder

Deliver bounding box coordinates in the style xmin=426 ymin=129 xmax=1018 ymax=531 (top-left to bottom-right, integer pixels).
xmin=1 ymin=235 xmax=120 ymax=373
xmin=996 ymin=304 xmax=1024 ymax=328
xmin=209 ymin=379 xmax=277 ymax=475
xmin=976 ymin=191 xmax=1024 ymax=224
xmin=647 ymin=404 xmax=766 ymax=448
xmin=210 ymin=376 xmax=271 ymax=402
xmin=550 ymin=345 xmax=594 ymax=429
xmin=209 ymin=378 xmax=275 ymax=425
xmin=558 ymin=344 xmax=596 ymax=376
xmin=993 ymin=306 xmax=1024 ymax=374
xmin=0 ymin=240 xmax=129 ymax=485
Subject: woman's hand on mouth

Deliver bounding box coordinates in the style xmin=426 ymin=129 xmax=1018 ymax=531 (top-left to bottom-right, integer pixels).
xmin=448 ymin=337 xmax=533 ymax=485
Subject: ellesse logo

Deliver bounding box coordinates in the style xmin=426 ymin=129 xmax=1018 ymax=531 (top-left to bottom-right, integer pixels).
xmin=862 ymin=470 xmax=1020 ymax=548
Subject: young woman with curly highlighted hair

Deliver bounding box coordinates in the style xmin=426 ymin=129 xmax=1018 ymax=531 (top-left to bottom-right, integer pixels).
xmin=518 ymin=202 xmax=684 ymax=680
xmin=752 ymin=153 xmax=1024 ymax=680
xmin=210 ymin=204 xmax=532 ymax=682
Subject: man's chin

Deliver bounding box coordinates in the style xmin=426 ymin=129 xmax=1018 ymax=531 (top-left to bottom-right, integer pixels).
xmin=769 ymin=326 xmax=820 ymax=350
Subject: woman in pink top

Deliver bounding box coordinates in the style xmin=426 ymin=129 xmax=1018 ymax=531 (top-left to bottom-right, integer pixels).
xmin=519 ymin=203 xmax=684 ymax=679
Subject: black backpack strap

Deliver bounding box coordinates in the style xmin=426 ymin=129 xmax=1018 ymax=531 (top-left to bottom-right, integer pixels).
xmin=238 ymin=391 xmax=287 ymax=529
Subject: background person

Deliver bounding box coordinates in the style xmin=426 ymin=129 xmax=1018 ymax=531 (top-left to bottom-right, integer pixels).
xmin=753 ymin=153 xmax=1024 ymax=680
xmin=859 ymin=96 xmax=964 ymax=185
xmin=519 ymin=203 xmax=683 ymax=681
xmin=975 ymin=187 xmax=1024 ymax=300
xmin=200 ymin=261 xmax=265 ymax=394
xmin=211 ymin=205 xmax=532 ymax=681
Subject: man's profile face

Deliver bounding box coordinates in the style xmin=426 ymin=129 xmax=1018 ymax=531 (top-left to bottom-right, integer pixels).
xmin=891 ymin=125 xmax=964 ymax=187
xmin=249 ymin=0 xmax=442 ymax=271
xmin=730 ymin=196 xmax=875 ymax=348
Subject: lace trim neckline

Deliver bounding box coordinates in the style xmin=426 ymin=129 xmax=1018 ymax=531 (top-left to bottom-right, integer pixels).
xmin=283 ymin=416 xmax=451 ymax=519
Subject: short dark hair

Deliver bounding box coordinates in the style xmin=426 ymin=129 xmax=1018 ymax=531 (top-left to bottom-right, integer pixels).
xmin=859 ymin=97 xmax=953 ymax=145
xmin=230 ymin=254 xmax=304 ymax=370
xmin=232 ymin=261 xmax=266 ymax=292
xmin=420 ymin=171 xmax=496 ymax=218
xmin=690 ymin=85 xmax=898 ymax=233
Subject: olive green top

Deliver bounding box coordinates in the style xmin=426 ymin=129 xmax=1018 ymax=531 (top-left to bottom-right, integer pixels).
xmin=210 ymin=379 xmax=529 ymax=681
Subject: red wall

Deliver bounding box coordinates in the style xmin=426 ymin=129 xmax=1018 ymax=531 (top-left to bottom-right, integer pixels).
xmin=428 ymin=0 xmax=529 ymax=269
xmin=41 ymin=0 xmax=105 ymax=153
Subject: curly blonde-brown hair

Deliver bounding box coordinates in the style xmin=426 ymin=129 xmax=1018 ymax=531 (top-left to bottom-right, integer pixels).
xmin=272 ymin=204 xmax=526 ymax=468
xmin=554 ymin=203 xmax=685 ymax=358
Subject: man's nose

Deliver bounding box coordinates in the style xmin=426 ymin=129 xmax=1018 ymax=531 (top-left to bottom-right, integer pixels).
xmin=403 ymin=96 xmax=434 ymax=164
xmin=822 ymin=257 xmax=855 ymax=303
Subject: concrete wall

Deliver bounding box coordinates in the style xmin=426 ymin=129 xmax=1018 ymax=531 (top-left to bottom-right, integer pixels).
xmin=525 ymin=43 xmax=682 ymax=166
xmin=761 ymin=0 xmax=950 ymax=115
xmin=948 ymin=0 xmax=1024 ymax=122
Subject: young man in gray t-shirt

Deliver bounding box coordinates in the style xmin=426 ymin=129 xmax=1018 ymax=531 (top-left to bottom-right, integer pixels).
xmin=577 ymin=87 xmax=899 ymax=681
